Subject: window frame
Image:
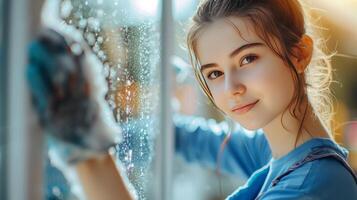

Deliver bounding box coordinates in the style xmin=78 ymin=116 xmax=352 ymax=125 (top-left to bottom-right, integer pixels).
xmin=5 ymin=0 xmax=44 ymax=199
xmin=0 ymin=0 xmax=9 ymax=198
xmin=154 ymin=0 xmax=175 ymax=199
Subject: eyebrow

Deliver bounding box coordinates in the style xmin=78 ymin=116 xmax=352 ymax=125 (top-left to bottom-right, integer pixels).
xmin=229 ymin=42 xmax=264 ymax=58
xmin=200 ymin=42 xmax=264 ymax=72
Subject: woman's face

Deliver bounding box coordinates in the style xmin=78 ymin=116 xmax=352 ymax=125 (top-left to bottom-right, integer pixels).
xmin=196 ymin=17 xmax=295 ymax=130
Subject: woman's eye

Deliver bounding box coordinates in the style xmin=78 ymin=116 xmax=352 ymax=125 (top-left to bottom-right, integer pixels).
xmin=241 ymin=54 xmax=258 ymax=66
xmin=207 ymin=70 xmax=223 ymax=80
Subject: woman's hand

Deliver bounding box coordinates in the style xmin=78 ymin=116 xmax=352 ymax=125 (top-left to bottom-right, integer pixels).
xmin=27 ymin=22 xmax=135 ymax=200
xmin=27 ymin=28 xmax=121 ymax=163
xmin=26 ymin=1 xmax=135 ymax=199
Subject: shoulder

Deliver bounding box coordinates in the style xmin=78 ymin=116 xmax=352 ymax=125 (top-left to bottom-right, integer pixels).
xmin=302 ymin=157 xmax=357 ymax=198
xmin=260 ymin=158 xmax=357 ymax=200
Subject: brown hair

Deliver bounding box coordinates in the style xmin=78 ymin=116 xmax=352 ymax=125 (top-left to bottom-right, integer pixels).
xmin=187 ymin=0 xmax=334 ymax=146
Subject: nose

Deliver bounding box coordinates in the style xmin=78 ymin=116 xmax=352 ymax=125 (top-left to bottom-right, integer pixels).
xmin=224 ymin=72 xmax=246 ymax=97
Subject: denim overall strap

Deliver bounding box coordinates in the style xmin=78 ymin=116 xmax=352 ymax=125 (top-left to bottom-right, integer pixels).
xmin=255 ymin=146 xmax=357 ymax=200
xmin=271 ymin=147 xmax=357 ymax=187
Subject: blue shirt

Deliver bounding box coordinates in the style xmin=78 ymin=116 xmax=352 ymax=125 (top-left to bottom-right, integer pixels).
xmin=174 ymin=115 xmax=357 ymax=200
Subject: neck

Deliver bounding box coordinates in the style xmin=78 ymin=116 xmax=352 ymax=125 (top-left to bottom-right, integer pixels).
xmin=262 ymin=102 xmax=331 ymax=159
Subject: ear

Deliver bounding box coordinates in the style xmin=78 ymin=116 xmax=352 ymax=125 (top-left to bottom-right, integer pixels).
xmin=291 ymin=34 xmax=313 ymax=74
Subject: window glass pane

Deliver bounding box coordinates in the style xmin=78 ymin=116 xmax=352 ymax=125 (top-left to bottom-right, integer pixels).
xmin=44 ymin=0 xmax=161 ymax=199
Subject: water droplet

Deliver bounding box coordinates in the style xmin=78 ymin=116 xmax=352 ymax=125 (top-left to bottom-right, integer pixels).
xmin=78 ymin=19 xmax=87 ymax=29
xmin=87 ymin=17 xmax=100 ymax=32
xmin=97 ymin=36 xmax=104 ymax=43
xmin=93 ymin=44 xmax=100 ymax=52
xmin=85 ymin=32 xmax=96 ymax=46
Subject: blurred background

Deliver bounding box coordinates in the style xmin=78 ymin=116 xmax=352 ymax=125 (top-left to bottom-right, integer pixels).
xmin=0 ymin=0 xmax=357 ymax=200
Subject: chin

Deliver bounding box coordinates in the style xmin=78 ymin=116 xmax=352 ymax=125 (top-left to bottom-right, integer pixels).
xmin=240 ymin=123 xmax=261 ymax=131
xmin=231 ymin=117 xmax=264 ymax=131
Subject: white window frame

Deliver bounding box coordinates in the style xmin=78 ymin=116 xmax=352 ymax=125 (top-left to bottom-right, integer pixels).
xmin=154 ymin=0 xmax=175 ymax=199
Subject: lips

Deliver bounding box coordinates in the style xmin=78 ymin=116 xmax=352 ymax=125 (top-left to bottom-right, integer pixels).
xmin=231 ymin=100 xmax=259 ymax=115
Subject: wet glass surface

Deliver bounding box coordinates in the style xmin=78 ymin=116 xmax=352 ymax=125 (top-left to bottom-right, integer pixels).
xmin=45 ymin=0 xmax=161 ymax=199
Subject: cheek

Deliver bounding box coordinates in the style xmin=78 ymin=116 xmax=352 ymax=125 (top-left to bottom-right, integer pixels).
xmin=209 ymin=83 xmax=226 ymax=108
xmin=255 ymin=61 xmax=295 ymax=108
xmin=206 ymin=81 xmax=231 ymax=113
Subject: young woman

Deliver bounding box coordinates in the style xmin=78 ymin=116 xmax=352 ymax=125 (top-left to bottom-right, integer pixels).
xmin=183 ymin=0 xmax=357 ymax=199
xmin=28 ymin=0 xmax=357 ymax=199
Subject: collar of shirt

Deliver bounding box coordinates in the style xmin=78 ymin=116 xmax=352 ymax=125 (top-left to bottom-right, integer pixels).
xmin=271 ymin=137 xmax=348 ymax=170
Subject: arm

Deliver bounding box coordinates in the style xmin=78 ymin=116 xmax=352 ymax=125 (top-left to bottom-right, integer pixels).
xmin=174 ymin=114 xmax=272 ymax=177
xmin=76 ymin=154 xmax=135 ymax=200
